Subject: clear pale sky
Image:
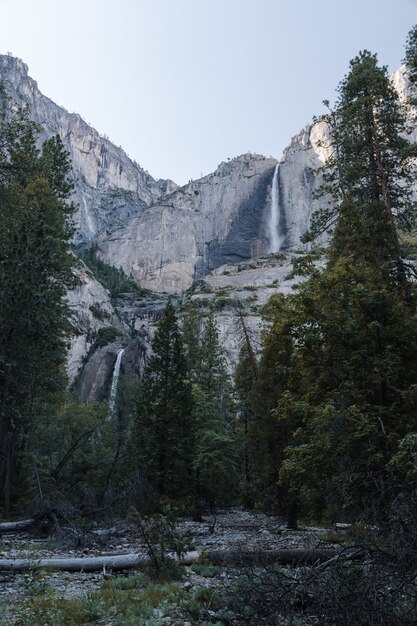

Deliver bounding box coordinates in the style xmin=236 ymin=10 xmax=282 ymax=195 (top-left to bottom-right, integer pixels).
xmin=0 ymin=0 xmax=416 ymax=185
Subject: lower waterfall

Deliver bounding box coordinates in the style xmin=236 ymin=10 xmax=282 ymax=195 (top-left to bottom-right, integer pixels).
xmin=108 ymin=348 xmax=125 ymax=417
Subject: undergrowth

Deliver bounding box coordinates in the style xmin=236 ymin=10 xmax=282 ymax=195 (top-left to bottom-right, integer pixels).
xmin=5 ymin=572 xmax=223 ymax=626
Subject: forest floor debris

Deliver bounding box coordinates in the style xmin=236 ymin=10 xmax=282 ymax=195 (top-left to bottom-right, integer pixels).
xmin=0 ymin=509 xmax=338 ymax=625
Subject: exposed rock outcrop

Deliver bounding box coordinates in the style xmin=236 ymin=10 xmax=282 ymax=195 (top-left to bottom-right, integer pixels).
xmin=70 ymin=290 xmax=170 ymax=402
xmin=0 ymin=55 xmax=333 ymax=297
xmin=119 ymin=299 xmax=168 ymax=378
xmin=96 ymin=155 xmax=278 ymax=293
xmin=66 ymin=263 xmax=123 ymax=383
xmin=276 ymin=119 xmax=332 ymax=248
xmin=73 ymin=342 xmax=123 ymax=404
xmin=186 ymin=253 xmax=312 ymax=369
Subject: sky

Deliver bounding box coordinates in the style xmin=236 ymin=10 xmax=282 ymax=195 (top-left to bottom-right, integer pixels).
xmin=0 ymin=0 xmax=416 ymax=185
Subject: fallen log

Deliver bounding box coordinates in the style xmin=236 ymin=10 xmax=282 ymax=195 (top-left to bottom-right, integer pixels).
xmin=0 ymin=519 xmax=35 ymax=532
xmin=0 ymin=553 xmax=152 ymax=572
xmin=0 ymin=548 xmax=349 ymax=573
xmin=205 ymin=548 xmax=343 ymax=566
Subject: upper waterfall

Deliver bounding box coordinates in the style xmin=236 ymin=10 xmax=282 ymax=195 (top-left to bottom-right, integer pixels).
xmin=268 ymin=164 xmax=285 ymax=253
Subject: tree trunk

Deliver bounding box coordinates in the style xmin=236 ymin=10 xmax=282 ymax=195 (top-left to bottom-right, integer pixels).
xmin=286 ymin=501 xmax=298 ymax=531
xmin=0 ymin=548 xmax=358 ymax=573
xmin=0 ymin=519 xmax=35 ymax=532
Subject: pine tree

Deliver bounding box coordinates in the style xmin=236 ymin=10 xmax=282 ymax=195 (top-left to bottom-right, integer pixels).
xmin=0 ymin=107 xmax=75 ymax=515
xmin=306 ymin=50 xmax=416 ymax=284
xmin=251 ymin=195 xmax=417 ymax=523
xmin=279 ymin=45 xmax=417 ymax=520
xmin=133 ymin=301 xmax=193 ymax=501
xmin=235 ymin=345 xmax=256 ymax=509
xmin=239 ymin=35 xmax=417 ymax=528
xmin=237 ymin=294 xmax=303 ymax=525
xmin=280 ymin=275 xmax=417 ymax=519
xmin=191 ymin=310 xmax=239 ymax=512
xmin=181 ymin=300 xmax=202 ymax=383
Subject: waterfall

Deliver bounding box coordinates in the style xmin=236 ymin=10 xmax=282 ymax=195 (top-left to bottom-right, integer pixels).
xmin=268 ymin=164 xmax=285 ymax=253
xmin=108 ymin=348 xmax=125 ymax=417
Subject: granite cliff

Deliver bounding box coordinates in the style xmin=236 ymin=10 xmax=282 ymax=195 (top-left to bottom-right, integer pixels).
xmin=0 ymin=56 xmax=286 ymax=290
xmin=96 ymin=154 xmax=278 ymax=293
xmin=0 ymin=55 xmax=175 ymax=243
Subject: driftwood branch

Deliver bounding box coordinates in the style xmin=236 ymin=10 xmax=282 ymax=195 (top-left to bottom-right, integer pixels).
xmin=0 ymin=548 xmax=353 ymax=573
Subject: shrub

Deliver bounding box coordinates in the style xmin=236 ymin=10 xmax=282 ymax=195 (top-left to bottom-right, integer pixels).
xmin=89 ymin=304 xmax=110 ymax=321
xmin=93 ymin=326 xmax=123 ymax=349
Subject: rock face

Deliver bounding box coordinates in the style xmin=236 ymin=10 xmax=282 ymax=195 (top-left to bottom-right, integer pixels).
xmin=66 ymin=263 xmax=124 ymax=383
xmin=2 ymin=54 xmax=414 ymax=295
xmin=70 ymin=288 xmax=170 ymax=403
xmin=121 ymin=304 xmax=166 ymax=378
xmin=276 ymin=119 xmax=332 ymax=249
xmin=0 ymin=55 xmax=174 ymax=243
xmin=73 ymin=342 xmax=122 ymax=404
xmin=96 ymin=155 xmax=278 ymax=293
xmin=91 ymin=121 xmax=335 ymax=293
xmin=188 ymin=253 xmax=315 ymax=370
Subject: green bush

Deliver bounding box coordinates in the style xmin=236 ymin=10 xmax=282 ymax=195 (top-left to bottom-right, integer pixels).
xmin=213 ymin=297 xmax=230 ymax=310
xmin=89 ymin=304 xmax=110 ymax=321
xmin=93 ymin=326 xmax=123 ymax=349
xmin=26 ymin=396 xmax=121 ymax=516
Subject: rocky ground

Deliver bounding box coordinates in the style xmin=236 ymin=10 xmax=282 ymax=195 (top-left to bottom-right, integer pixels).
xmin=0 ymin=509 xmax=334 ymax=605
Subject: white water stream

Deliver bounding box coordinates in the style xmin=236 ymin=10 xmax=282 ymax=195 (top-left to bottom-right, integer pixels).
xmin=268 ymin=164 xmax=285 ymax=253
xmin=108 ymin=348 xmax=125 ymax=417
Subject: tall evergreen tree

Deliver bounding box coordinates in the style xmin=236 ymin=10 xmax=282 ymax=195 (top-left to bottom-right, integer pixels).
xmin=0 ymin=107 xmax=75 ymax=515
xmin=235 ymin=345 xmax=256 ymax=509
xmin=191 ymin=310 xmax=238 ymax=512
xmin=133 ymin=301 xmax=193 ymax=501
xmin=307 ymin=50 xmax=416 ymax=291
xmin=236 ymin=294 xmax=303 ymax=525
xmin=280 ymin=272 xmax=417 ymax=519
xmin=181 ymin=300 xmax=202 ymax=383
